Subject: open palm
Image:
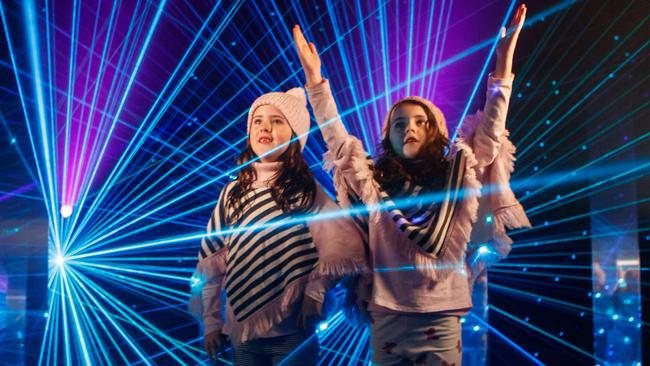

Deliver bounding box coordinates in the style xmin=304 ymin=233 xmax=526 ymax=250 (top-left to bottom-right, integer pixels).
xmin=292 ymin=24 xmax=322 ymax=86
xmin=495 ymin=4 xmax=526 ymax=78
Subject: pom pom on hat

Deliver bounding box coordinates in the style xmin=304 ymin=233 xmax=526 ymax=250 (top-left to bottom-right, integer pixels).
xmin=285 ymin=87 xmax=307 ymax=106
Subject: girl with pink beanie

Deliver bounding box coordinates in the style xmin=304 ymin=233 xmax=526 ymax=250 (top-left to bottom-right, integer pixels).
xmin=293 ymin=4 xmax=531 ymax=365
xmin=191 ymin=85 xmax=367 ymax=364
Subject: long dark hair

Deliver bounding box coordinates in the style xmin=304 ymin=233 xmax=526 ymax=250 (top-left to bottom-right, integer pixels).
xmin=227 ymin=138 xmax=316 ymax=224
xmin=373 ymin=100 xmax=450 ymax=195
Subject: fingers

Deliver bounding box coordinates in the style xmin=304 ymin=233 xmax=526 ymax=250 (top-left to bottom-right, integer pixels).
xmin=518 ymin=5 xmax=527 ymax=30
xmin=292 ymin=24 xmax=308 ymax=48
xmin=503 ymin=4 xmax=526 ymax=44
xmin=309 ymin=42 xmax=317 ymax=55
xmin=511 ymin=4 xmax=526 ymax=32
xmin=205 ymin=334 xmax=225 ymax=361
xmin=205 ymin=339 xmax=215 ymax=360
xmin=511 ymin=5 xmax=526 ymax=44
xmin=292 ymin=25 xmax=304 ymax=55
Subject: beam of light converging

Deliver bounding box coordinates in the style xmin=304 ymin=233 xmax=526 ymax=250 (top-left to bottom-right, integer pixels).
xmin=66 ymin=267 xmax=203 ymax=365
xmin=62 ymin=0 xmax=170 ymax=247
xmin=66 ymin=178 xmax=531 ymax=260
xmin=66 ymin=1 xmax=245 ymax=246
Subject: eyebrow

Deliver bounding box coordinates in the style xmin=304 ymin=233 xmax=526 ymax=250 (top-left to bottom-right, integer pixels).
xmin=253 ymin=114 xmax=286 ymax=119
xmin=392 ymin=114 xmax=427 ymax=121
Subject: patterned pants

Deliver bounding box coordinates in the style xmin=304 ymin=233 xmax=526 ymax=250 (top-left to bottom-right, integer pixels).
xmin=370 ymin=312 xmax=462 ymax=366
xmin=232 ymin=330 xmax=319 ymax=366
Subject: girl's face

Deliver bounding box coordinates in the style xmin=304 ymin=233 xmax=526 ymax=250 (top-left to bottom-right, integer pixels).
xmin=389 ymin=103 xmax=431 ymax=159
xmin=250 ymin=105 xmax=294 ymax=162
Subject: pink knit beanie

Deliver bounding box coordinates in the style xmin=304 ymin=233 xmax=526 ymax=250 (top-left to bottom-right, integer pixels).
xmin=382 ymin=96 xmax=448 ymax=140
xmin=247 ymin=87 xmax=310 ymax=150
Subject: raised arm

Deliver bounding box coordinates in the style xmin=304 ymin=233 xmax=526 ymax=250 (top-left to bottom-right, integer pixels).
xmin=292 ymin=25 xmax=377 ymax=204
xmin=292 ymin=24 xmax=350 ymax=152
xmin=472 ymin=4 xmax=526 ymax=167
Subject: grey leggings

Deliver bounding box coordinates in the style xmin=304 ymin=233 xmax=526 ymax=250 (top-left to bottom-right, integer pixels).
xmin=370 ymin=312 xmax=462 ymax=366
xmin=232 ymin=330 xmax=320 ymax=366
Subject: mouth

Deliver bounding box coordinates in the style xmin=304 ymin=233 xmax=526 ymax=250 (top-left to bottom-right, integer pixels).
xmin=258 ymin=136 xmax=273 ymax=144
xmin=404 ymin=137 xmax=418 ymax=145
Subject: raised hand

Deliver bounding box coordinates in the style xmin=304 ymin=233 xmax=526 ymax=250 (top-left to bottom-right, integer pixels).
xmin=495 ymin=4 xmax=526 ymax=79
xmin=292 ymin=24 xmax=323 ymax=87
xmin=204 ymin=329 xmax=227 ymax=361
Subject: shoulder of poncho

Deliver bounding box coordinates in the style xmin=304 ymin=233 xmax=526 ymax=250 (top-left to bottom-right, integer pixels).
xmin=455 ymin=109 xmax=484 ymax=143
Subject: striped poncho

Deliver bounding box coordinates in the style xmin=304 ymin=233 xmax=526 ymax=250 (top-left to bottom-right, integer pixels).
xmin=202 ymin=185 xmax=319 ymax=322
xmin=192 ymin=161 xmax=367 ymax=344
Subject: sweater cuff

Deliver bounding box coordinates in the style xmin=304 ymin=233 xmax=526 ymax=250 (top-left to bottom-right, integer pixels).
xmin=305 ymin=78 xmax=332 ymax=100
xmin=488 ymin=72 xmax=515 ymax=86
xmin=203 ymin=318 xmax=224 ymax=335
xmin=202 ymin=284 xmax=224 ymax=332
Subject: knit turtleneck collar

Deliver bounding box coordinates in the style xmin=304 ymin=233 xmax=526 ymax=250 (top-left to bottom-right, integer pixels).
xmin=252 ymin=161 xmax=282 ymax=186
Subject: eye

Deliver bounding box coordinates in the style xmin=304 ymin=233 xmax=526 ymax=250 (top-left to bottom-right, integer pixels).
xmin=253 ymin=118 xmax=262 ymax=125
xmin=416 ymin=119 xmax=427 ymax=126
xmin=393 ymin=121 xmax=406 ymax=130
xmin=273 ymin=118 xmax=284 ymax=124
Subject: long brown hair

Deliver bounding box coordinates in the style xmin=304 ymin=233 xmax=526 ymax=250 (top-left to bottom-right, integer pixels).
xmin=373 ymin=101 xmax=450 ymax=194
xmin=227 ymin=138 xmax=316 ymax=224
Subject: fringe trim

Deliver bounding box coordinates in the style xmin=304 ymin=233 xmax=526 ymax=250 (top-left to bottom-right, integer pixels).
xmin=230 ymin=277 xmax=308 ymax=344
xmin=230 ymin=260 xmax=368 ymax=344
xmin=322 ymin=150 xmax=336 ymax=173
xmin=500 ymin=131 xmax=517 ymax=173
xmin=456 ymin=109 xmax=532 ymax=260
xmin=492 ymin=203 xmax=532 ymax=258
xmin=311 ymin=257 xmax=368 ymax=279
xmin=490 ymin=126 xmax=531 ymax=258
xmin=323 ymin=149 xmax=351 ymax=208
xmin=323 ymin=137 xmax=381 ymax=213
xmin=494 ymin=203 xmax=531 ymax=232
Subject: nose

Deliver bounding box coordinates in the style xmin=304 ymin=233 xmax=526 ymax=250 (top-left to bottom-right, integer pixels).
xmin=259 ymin=119 xmax=272 ymax=132
xmin=405 ymin=119 xmax=417 ymax=133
